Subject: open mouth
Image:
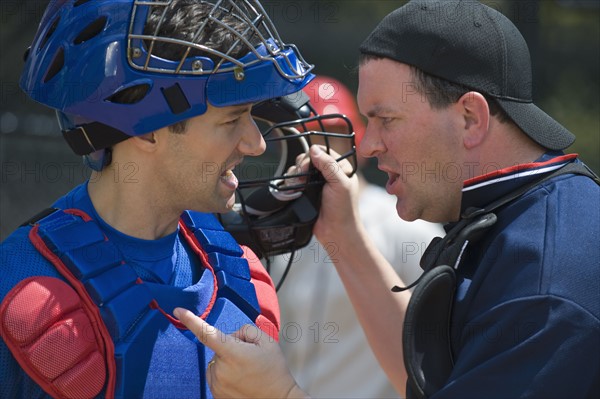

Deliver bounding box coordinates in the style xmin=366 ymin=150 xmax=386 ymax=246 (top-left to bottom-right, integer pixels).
xmin=220 ymin=165 xmax=240 ymax=189
xmin=385 ymin=172 xmax=400 ymax=194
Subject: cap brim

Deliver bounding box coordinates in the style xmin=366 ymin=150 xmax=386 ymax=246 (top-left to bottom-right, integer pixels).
xmin=496 ymin=99 xmax=575 ymax=151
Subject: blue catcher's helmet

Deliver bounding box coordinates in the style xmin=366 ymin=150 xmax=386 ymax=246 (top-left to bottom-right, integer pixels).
xmin=20 ymin=0 xmax=314 ymax=157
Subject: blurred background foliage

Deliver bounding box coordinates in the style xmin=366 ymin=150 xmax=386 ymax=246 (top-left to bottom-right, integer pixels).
xmin=1 ymin=0 xmax=598 ymax=239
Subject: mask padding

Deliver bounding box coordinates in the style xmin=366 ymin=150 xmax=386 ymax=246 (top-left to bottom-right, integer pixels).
xmin=74 ymin=16 xmax=108 ymax=45
xmin=43 ymin=47 xmax=64 ymax=83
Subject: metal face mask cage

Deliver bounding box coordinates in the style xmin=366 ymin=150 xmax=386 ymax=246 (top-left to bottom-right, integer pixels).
xmin=217 ymin=95 xmax=357 ymax=273
xmin=128 ymin=0 xmax=311 ymax=79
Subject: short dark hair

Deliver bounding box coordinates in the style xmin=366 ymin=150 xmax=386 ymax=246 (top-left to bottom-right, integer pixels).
xmin=359 ymin=53 xmax=511 ymax=123
xmin=144 ymin=0 xmax=259 ymax=64
xmin=113 ymin=0 xmax=260 ymax=133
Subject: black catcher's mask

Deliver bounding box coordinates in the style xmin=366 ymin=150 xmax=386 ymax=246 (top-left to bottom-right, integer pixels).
xmin=217 ymin=91 xmax=357 ymax=260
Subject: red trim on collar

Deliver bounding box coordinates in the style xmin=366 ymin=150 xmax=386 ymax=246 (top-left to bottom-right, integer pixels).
xmin=178 ymin=220 xmax=218 ymax=321
xmin=463 ymin=154 xmax=578 ymax=188
xmin=64 ymin=208 xmax=93 ymax=221
xmin=147 ymin=222 xmax=218 ymax=330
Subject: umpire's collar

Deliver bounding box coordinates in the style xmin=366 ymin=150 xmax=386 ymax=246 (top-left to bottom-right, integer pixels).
xmin=453 ymin=152 xmax=578 ymax=229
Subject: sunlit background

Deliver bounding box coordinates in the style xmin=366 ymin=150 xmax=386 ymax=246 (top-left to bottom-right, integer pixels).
xmin=1 ymin=0 xmax=598 ymax=240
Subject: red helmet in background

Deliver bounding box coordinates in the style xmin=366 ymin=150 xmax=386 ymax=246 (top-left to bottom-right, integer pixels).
xmin=303 ymin=75 xmax=365 ymax=147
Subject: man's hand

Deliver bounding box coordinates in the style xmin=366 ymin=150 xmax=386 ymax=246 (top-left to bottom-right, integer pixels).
xmin=173 ymin=308 xmax=309 ymax=399
xmin=308 ymin=145 xmax=361 ymax=245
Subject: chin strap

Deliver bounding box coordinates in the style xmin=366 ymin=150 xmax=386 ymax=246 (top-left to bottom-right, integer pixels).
xmin=62 ymin=122 xmax=130 ymax=156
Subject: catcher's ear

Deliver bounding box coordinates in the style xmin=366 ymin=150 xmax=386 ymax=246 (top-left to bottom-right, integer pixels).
xmin=130 ymin=131 xmax=157 ymax=152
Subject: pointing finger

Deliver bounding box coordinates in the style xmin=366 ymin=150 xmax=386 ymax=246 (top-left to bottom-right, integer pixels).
xmin=173 ymin=307 xmax=230 ymax=356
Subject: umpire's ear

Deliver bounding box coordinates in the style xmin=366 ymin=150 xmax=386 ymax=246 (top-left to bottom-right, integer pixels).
xmin=457 ymin=91 xmax=490 ymax=150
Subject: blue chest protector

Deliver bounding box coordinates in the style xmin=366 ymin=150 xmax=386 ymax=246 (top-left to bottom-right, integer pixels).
xmin=2 ymin=208 xmax=263 ymax=399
